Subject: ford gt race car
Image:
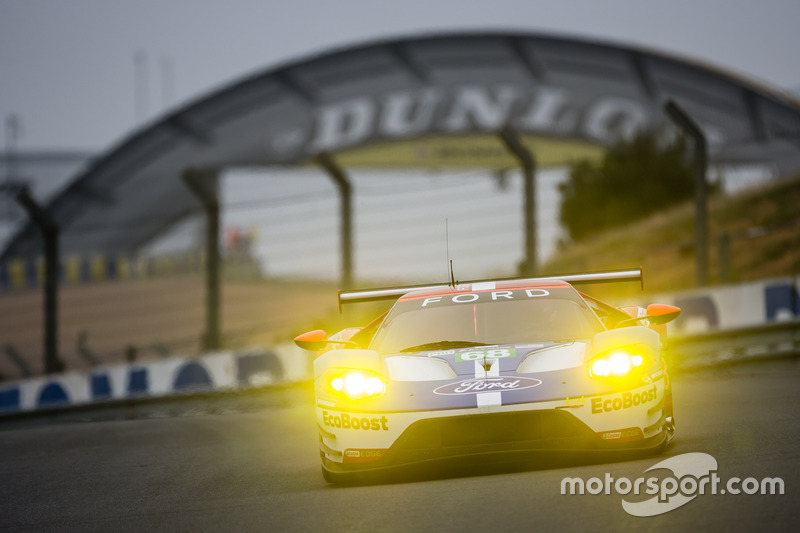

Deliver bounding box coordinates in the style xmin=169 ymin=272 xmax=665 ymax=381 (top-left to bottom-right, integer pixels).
xmin=294 ymin=268 xmax=680 ymax=483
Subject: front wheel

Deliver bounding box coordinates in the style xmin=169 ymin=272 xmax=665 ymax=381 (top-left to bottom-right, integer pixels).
xmin=321 ymin=464 xmax=365 ymax=485
xmin=658 ymin=416 xmax=676 ymax=453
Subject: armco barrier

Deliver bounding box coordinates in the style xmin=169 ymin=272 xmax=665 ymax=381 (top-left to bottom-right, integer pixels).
xmin=667 ymin=320 xmax=800 ymax=370
xmin=0 ymin=344 xmax=312 ymax=415
xmin=3 ymin=276 xmax=798 ymax=416
xmin=2 ymin=324 xmax=797 ymax=417
xmin=640 ymin=276 xmax=800 ymax=334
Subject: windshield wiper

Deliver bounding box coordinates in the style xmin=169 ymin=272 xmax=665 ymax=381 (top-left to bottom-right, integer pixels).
xmin=398 ymin=340 xmax=490 ymax=353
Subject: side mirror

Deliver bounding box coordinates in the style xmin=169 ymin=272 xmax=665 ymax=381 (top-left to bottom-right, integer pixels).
xmin=644 ymin=304 xmax=681 ymax=325
xmin=615 ymin=304 xmax=681 ymax=328
xmin=294 ymin=330 xmax=331 ymax=351
xmin=293 ymin=329 xmax=361 ymax=352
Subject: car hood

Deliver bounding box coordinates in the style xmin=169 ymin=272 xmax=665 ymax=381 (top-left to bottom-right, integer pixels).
xmin=384 ymin=341 xmax=589 ymax=381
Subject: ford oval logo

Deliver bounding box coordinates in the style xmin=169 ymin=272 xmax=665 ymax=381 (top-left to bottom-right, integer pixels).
xmin=433 ymin=377 xmax=542 ymax=395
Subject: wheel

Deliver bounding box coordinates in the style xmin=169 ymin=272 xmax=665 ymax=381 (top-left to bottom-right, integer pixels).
xmin=321 ymin=464 xmax=360 ymax=485
xmin=658 ymin=416 xmax=676 ymax=452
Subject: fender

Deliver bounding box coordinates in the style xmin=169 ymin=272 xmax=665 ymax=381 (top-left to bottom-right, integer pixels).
xmin=313 ymin=349 xmax=386 ymax=378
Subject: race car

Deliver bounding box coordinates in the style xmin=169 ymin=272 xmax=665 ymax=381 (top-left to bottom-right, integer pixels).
xmin=294 ymin=268 xmax=679 ymax=483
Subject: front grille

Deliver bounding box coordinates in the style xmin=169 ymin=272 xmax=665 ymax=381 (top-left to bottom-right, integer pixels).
xmin=397 ymin=410 xmax=594 ymax=451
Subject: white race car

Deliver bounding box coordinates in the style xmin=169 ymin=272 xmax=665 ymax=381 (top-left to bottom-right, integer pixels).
xmin=295 ymin=269 xmax=679 ymax=483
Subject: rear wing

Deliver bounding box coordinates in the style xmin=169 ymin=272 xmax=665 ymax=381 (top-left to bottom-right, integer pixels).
xmin=338 ymin=267 xmax=643 ymax=312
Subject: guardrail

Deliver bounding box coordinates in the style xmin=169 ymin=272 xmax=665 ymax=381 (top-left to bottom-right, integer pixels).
xmin=3 ymin=322 xmax=798 ymax=419
xmin=0 ymin=345 xmax=313 ymax=416
xmin=668 ymin=320 xmax=800 ymax=371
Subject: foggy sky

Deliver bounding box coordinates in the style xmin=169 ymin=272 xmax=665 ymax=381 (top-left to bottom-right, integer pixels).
xmin=1 ymin=0 xmax=799 ymax=151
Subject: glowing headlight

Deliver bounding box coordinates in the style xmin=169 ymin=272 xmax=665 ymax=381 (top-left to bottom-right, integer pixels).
xmin=326 ymin=370 xmax=386 ymax=400
xmin=589 ymin=349 xmax=647 ymax=379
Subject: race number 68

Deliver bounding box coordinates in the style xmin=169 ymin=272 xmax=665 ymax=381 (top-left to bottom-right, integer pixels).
xmin=457 ymin=348 xmax=515 ymax=361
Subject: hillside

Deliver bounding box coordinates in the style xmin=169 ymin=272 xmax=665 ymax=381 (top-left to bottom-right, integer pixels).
xmin=540 ymin=174 xmax=800 ymax=300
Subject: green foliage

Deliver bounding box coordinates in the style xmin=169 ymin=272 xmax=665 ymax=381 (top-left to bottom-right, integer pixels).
xmin=559 ymin=132 xmax=694 ymax=242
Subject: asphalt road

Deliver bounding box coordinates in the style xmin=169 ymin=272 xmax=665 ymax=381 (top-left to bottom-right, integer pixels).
xmin=1 ymin=360 xmax=798 ymax=532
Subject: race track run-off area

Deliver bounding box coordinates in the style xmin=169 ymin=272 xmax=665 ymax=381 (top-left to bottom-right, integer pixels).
xmin=1 ymin=360 xmax=798 ymax=531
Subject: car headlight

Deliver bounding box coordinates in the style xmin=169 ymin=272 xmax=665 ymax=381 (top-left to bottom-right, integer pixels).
xmin=324 ymin=369 xmax=387 ymax=400
xmin=587 ymin=347 xmax=652 ymax=380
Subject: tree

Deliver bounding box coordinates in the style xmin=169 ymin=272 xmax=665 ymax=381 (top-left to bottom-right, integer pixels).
xmin=559 ymin=131 xmax=694 ymax=242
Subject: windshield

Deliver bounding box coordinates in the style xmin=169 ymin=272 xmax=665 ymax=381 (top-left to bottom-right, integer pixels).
xmin=369 ymin=287 xmax=604 ymax=354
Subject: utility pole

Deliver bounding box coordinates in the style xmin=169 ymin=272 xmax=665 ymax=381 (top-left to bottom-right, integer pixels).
xmin=134 ymin=50 xmax=149 ymax=125
xmin=160 ymin=55 xmax=175 ymax=111
xmin=2 ymin=114 xmax=22 ymax=221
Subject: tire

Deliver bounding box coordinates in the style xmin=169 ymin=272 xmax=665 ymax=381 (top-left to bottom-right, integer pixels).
xmin=321 ymin=464 xmax=361 ymax=485
xmin=658 ymin=416 xmax=676 ymax=453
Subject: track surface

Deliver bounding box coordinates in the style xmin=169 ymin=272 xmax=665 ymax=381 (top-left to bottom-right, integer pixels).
xmin=1 ymin=361 xmax=798 ymax=531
